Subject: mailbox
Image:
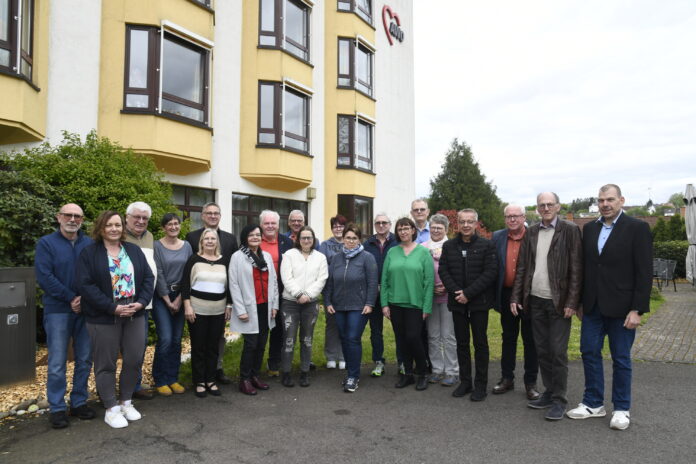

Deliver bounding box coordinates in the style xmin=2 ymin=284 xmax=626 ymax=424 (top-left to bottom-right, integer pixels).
xmin=0 ymin=267 xmax=36 ymax=386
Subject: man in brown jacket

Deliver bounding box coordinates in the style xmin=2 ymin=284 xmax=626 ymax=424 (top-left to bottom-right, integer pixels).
xmin=510 ymin=192 xmax=582 ymax=421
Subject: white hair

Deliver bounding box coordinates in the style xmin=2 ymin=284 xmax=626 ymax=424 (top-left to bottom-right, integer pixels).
xmin=126 ymin=201 xmax=152 ymax=218
xmin=259 ymin=209 xmax=280 ymax=223
xmin=288 ymin=209 xmax=305 ymax=219
xmin=503 ymin=204 xmax=525 ymax=216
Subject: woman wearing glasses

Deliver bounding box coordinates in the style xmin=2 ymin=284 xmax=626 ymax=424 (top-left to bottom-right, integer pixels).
xmin=229 ymin=224 xmax=279 ymax=395
xmin=279 ymin=226 xmax=328 ymax=387
xmin=381 ymin=217 xmax=435 ymax=391
xmin=323 ymin=224 xmax=378 ymax=392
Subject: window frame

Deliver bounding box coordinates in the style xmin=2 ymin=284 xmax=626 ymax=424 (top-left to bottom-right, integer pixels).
xmin=336 ymin=36 xmax=374 ymax=97
xmin=337 ymin=194 xmax=373 ymax=238
xmin=337 ymin=114 xmax=374 ymax=172
xmin=337 ymin=0 xmax=373 ymax=26
xmin=122 ymin=24 xmax=211 ymax=128
xmin=232 ymin=192 xmax=308 ymax=239
xmin=257 ymin=80 xmax=312 ymax=156
xmin=258 ymin=0 xmax=311 ymax=63
xmin=172 ymin=185 xmax=216 ymax=230
xmin=0 ymin=0 xmax=34 ymax=83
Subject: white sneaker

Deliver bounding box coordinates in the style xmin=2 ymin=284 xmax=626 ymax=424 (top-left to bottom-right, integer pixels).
xmin=338 ymin=361 xmax=346 ymax=370
xmin=566 ymin=403 xmax=607 ymax=419
xmin=104 ymin=409 xmax=128 ymax=428
xmin=326 ymin=360 xmax=337 ymax=369
xmin=121 ymin=403 xmax=142 ymax=421
xmin=610 ymin=410 xmax=630 ymax=430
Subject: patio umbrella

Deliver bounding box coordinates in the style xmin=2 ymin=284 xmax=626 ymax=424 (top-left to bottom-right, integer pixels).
xmin=684 ymin=184 xmax=696 ymax=284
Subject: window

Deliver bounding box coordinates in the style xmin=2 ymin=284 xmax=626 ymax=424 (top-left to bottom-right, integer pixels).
xmin=258 ymin=81 xmax=311 ymax=154
xmin=337 ymin=0 xmax=372 ymax=24
xmin=0 ymin=0 xmax=33 ymax=81
xmin=124 ymin=25 xmax=211 ymax=126
xmin=189 ymin=0 xmax=212 ymax=8
xmin=337 ymin=115 xmax=373 ymax=171
xmin=173 ymin=185 xmax=215 ymax=230
xmin=337 ymin=37 xmax=373 ymax=96
xmin=338 ymin=194 xmax=373 ymax=237
xmin=232 ymin=193 xmax=308 ymax=238
xmin=259 ymin=0 xmax=311 ymax=62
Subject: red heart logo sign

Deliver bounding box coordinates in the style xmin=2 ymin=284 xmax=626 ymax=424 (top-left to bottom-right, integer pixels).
xmin=382 ymin=5 xmax=401 ymax=46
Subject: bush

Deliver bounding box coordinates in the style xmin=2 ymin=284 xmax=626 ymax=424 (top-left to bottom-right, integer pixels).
xmin=653 ymin=240 xmax=689 ymax=278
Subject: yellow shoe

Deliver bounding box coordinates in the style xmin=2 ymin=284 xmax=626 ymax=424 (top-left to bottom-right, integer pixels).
xmin=156 ymin=385 xmax=173 ymax=396
xmin=169 ymin=382 xmax=185 ymax=394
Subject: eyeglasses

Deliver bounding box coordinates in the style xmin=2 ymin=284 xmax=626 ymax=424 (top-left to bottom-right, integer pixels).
xmin=344 ymin=236 xmax=359 ymax=242
xmin=504 ymin=215 xmax=524 ymax=220
xmin=537 ymin=203 xmax=556 ymax=210
xmin=397 ymin=227 xmax=413 ymax=233
xmin=458 ymin=220 xmax=477 ymax=225
xmin=203 ymin=211 xmax=221 ymax=217
xmin=60 ymin=213 xmax=83 ymax=220
xmin=289 ymin=219 xmax=304 ymax=223
xmin=411 ymin=208 xmax=427 ymax=213
xmin=128 ymin=215 xmax=149 ymax=222
xmin=332 ymin=224 xmax=345 ymax=229
xmin=299 ymin=236 xmax=314 ymax=241
xmin=374 ymin=221 xmax=390 ymax=226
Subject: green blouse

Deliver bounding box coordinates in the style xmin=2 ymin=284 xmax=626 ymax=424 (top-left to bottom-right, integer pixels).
xmin=380 ymin=245 xmax=435 ymax=314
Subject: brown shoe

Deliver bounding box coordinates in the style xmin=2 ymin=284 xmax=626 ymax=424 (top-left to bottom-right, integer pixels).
xmin=239 ymin=379 xmax=257 ymax=396
xmin=251 ymin=376 xmax=269 ymax=390
xmin=525 ymin=384 xmax=540 ymax=401
xmin=492 ymin=378 xmax=514 ymax=394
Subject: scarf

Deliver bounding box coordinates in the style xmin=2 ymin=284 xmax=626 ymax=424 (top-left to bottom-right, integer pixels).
xmin=240 ymin=245 xmax=268 ymax=271
xmin=342 ymin=243 xmax=364 ymax=260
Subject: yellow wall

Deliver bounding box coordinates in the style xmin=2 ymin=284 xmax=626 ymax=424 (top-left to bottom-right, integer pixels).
xmin=0 ymin=0 xmax=49 ymax=144
xmin=97 ymin=0 xmax=213 ymax=172
xmin=323 ymin=8 xmax=376 ymax=237
xmin=239 ymin=0 xmax=314 ymax=192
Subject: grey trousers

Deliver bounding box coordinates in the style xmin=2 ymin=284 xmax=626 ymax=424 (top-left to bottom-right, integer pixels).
xmin=324 ymin=311 xmax=344 ymax=362
xmin=529 ymin=295 xmax=571 ymax=404
xmin=427 ymin=301 xmax=459 ymax=376
xmin=87 ymin=316 xmax=147 ymax=409
xmin=281 ymin=299 xmax=319 ymax=373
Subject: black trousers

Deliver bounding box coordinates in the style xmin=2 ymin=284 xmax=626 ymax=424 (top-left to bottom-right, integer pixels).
xmin=241 ymin=303 xmax=270 ymax=379
xmin=499 ymin=287 xmax=538 ymax=385
xmin=390 ymin=304 xmax=427 ymax=376
xmin=188 ymin=313 xmax=226 ymax=384
xmin=529 ymin=295 xmax=571 ymax=404
xmin=452 ymin=308 xmax=489 ymax=392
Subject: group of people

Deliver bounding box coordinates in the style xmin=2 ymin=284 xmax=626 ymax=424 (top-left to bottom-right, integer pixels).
xmin=35 ymin=183 xmax=652 ymax=432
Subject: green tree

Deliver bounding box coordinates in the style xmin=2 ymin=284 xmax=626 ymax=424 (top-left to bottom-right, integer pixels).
xmin=428 ymin=139 xmax=504 ymax=231
xmin=6 ymin=131 xmax=174 ymax=230
xmin=652 ymin=218 xmax=669 ymax=242
xmin=667 ymin=214 xmax=686 ymax=241
xmin=569 ymin=197 xmax=594 ymax=213
xmin=625 ymin=206 xmax=648 ymax=217
xmin=668 ymin=192 xmax=684 ymax=207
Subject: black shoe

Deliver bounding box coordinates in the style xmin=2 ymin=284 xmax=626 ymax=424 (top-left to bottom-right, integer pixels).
xmin=492 ymin=378 xmax=514 ymax=394
xmin=215 ymin=369 xmax=233 ymax=385
xmin=206 ymin=382 xmax=222 ymax=396
xmin=309 ymin=362 xmax=317 ymax=371
xmin=527 ymin=392 xmax=554 ymax=409
xmin=68 ymin=404 xmax=96 ymax=420
xmin=415 ymin=375 xmax=428 ymax=391
xmin=545 ymin=401 xmax=566 ymax=420
xmin=299 ymin=371 xmax=310 ymax=387
xmin=395 ymin=374 xmax=415 ymax=388
xmin=470 ymin=389 xmax=487 ymax=402
xmin=49 ymin=411 xmax=69 ymax=429
xmin=132 ymin=389 xmax=154 ymax=400
xmin=281 ymin=372 xmax=295 ymax=387
xmin=195 ymin=383 xmax=207 ymax=398
xmin=452 ymin=383 xmax=473 ymax=398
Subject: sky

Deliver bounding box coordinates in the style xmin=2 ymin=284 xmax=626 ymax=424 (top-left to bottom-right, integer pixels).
xmin=412 ymin=0 xmax=696 ymax=208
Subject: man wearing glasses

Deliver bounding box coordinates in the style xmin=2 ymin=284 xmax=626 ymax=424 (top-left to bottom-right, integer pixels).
xmin=510 ymin=193 xmax=582 ymax=421
xmin=491 ymin=205 xmax=539 ymax=401
xmin=410 ymin=199 xmax=431 ymax=244
xmin=186 ymin=202 xmax=239 ymax=384
xmin=284 ymin=210 xmax=305 ymax=242
xmin=363 ymin=213 xmax=398 ymax=377
xmin=35 ymin=204 xmax=95 ymax=428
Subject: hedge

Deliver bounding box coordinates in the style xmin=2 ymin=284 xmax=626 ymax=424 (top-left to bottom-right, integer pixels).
xmin=653 ymin=240 xmax=689 ymax=278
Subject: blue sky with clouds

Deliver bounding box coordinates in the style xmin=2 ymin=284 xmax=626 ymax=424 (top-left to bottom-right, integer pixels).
xmin=413 ymin=0 xmax=696 ymax=207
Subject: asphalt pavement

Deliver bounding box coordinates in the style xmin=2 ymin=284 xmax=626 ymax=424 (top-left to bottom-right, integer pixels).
xmin=1 ymin=360 xmax=694 ymax=464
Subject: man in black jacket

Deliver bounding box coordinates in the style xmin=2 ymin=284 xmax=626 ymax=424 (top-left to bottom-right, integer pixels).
xmin=185 ymin=202 xmax=238 ymax=384
xmin=439 ymin=209 xmax=497 ymax=401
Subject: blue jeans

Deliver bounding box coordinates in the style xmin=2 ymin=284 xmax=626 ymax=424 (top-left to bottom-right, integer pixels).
xmin=580 ymin=307 xmax=636 ymax=411
xmin=43 ymin=312 xmax=92 ymax=413
xmin=334 ymin=310 xmax=368 ymax=379
xmin=151 ymin=294 xmax=185 ymax=387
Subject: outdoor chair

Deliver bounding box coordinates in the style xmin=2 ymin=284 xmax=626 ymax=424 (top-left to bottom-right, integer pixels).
xmin=655 ymin=258 xmax=677 ymax=292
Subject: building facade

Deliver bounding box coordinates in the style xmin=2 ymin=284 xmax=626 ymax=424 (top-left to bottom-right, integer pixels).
xmin=0 ymin=0 xmax=415 ymax=239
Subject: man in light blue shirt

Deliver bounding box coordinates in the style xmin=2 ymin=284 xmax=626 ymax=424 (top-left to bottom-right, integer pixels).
xmin=411 ymin=199 xmax=430 ymax=244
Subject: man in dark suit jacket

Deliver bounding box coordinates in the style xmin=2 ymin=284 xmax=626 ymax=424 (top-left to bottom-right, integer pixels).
xmin=567 ymin=184 xmax=652 ymax=431
xmin=185 ymin=202 xmax=238 ymax=385
xmin=491 ymin=205 xmax=539 ymax=400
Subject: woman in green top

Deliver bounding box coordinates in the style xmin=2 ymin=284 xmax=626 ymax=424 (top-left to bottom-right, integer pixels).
xmin=381 ymin=217 xmax=435 ymax=391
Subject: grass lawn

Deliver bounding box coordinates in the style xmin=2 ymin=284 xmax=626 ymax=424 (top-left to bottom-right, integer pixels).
xmin=179 ymin=290 xmax=665 ymax=384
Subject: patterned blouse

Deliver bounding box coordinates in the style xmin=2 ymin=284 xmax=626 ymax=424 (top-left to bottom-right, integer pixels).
xmin=109 ymin=246 xmax=136 ymax=300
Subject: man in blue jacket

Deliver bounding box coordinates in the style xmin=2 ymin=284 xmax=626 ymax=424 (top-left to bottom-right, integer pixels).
xmin=35 ymin=203 xmax=95 ymax=428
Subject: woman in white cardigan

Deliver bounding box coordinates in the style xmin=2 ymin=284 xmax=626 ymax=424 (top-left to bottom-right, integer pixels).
xmin=279 ymin=226 xmax=329 ymax=387
xmin=228 ymin=224 xmax=279 ymax=396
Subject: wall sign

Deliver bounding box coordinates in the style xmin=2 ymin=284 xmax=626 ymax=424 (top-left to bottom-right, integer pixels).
xmin=382 ymin=5 xmax=405 ymax=46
